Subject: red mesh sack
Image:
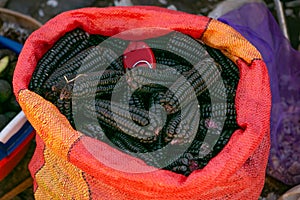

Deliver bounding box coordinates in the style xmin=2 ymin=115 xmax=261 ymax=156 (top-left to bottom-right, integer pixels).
xmin=13 ymin=6 xmax=271 ymax=200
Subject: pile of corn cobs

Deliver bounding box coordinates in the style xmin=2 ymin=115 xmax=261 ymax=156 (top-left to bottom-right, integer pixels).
xmin=29 ymin=28 xmax=240 ymax=176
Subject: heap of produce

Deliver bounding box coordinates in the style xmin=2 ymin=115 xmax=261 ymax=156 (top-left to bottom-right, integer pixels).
xmin=29 ymin=28 xmax=240 ymax=176
xmin=0 ymin=49 xmax=21 ymax=130
xmin=0 ymin=16 xmax=34 ymax=131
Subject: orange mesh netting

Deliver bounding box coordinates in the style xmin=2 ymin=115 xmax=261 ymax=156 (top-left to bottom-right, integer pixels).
xmin=13 ymin=7 xmax=271 ymax=200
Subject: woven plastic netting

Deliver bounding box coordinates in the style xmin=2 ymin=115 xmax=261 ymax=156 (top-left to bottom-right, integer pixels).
xmin=13 ymin=7 xmax=271 ymax=200
xmin=218 ymin=2 xmax=300 ymax=186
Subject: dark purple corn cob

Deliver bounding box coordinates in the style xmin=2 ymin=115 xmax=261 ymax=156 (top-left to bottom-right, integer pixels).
xmin=29 ymin=29 xmax=240 ymax=177
xmin=29 ymin=29 xmax=90 ymax=92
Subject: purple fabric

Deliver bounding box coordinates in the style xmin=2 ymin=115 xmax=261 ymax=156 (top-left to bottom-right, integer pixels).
xmin=219 ymin=2 xmax=300 ymax=186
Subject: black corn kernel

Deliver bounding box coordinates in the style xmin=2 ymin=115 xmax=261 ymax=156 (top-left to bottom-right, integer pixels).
xmin=29 ymin=28 xmax=240 ymax=176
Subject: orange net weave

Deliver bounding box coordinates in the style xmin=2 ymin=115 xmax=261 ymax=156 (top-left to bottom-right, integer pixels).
xmin=13 ymin=7 xmax=271 ymax=200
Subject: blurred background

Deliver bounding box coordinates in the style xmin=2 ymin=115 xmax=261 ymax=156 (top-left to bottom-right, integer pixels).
xmin=0 ymin=0 xmax=299 ymax=199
